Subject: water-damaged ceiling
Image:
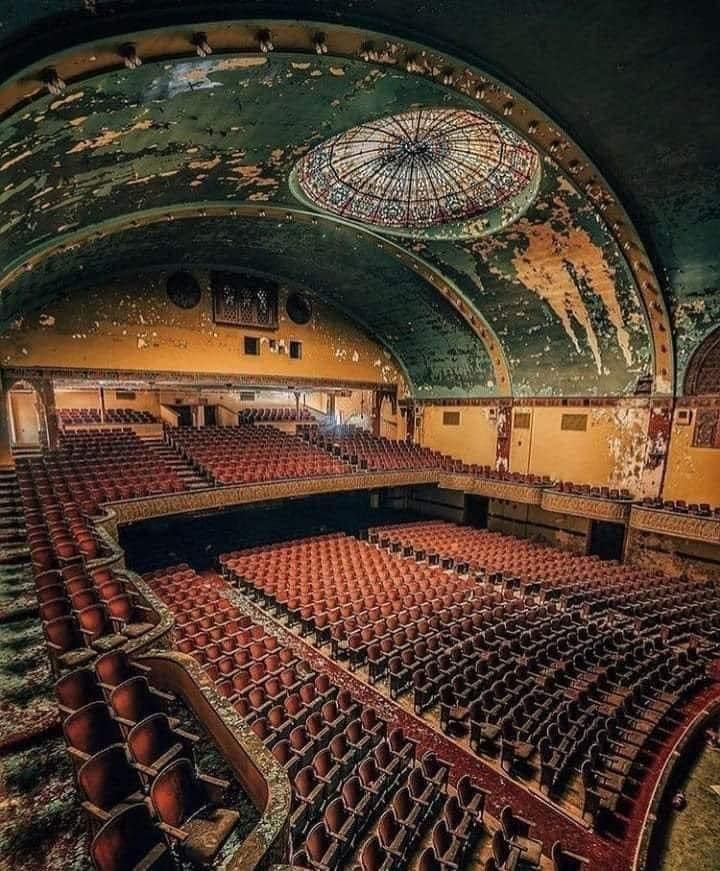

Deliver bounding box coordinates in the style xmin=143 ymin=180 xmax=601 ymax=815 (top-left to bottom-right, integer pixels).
xmin=0 ymin=2 xmax=717 ymax=398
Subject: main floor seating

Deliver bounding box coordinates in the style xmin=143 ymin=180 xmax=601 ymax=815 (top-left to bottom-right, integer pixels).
xmin=221 ymin=521 xmax=719 ymax=827
xmin=146 ymin=563 xmax=529 ymax=867
xmin=167 ymin=425 xmax=352 ymax=485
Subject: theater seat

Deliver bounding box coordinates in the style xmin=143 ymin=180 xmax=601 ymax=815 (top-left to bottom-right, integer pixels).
xmin=127 ymin=712 xmax=198 ymax=781
xmin=55 ymin=668 xmax=103 ymax=715
xmin=90 ymin=802 xmax=175 ymax=871
xmin=63 ymin=701 xmax=124 ymax=764
xmin=150 ymin=758 xmax=239 ymax=866
xmin=78 ymin=744 xmax=145 ymax=828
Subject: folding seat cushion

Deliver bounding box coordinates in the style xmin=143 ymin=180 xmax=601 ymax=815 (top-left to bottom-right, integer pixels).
xmin=105 ymin=594 xmax=155 ymax=638
xmin=457 ymin=775 xmax=487 ymax=821
xmin=341 ymin=775 xmax=372 ymax=818
xmin=77 ymin=605 xmax=126 ymax=652
xmin=432 ymin=818 xmax=463 ymax=868
xmin=499 ymin=806 xmax=544 ymax=868
xmin=55 ymin=667 xmax=103 ymax=715
xmin=43 ymin=615 xmax=95 ymax=673
xmin=78 ymin=744 xmax=146 ymax=826
xmin=323 ymin=796 xmax=357 ymax=856
xmin=150 ymin=759 xmax=239 ymax=866
xmin=127 ymin=712 xmax=198 ymax=780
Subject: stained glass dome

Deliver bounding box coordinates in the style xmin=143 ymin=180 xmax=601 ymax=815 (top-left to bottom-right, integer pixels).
xmin=292 ymin=107 xmax=541 ymax=238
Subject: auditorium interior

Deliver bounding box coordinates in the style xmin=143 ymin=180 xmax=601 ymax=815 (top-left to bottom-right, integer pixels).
xmin=0 ymin=3 xmax=719 ymax=870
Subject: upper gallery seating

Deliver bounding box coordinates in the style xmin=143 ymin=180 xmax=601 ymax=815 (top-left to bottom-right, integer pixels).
xmin=238 ymin=406 xmax=316 ymax=424
xmin=551 ymin=481 xmax=632 ymax=501
xmin=167 ymin=425 xmax=351 ymax=485
xmin=50 ymin=430 xmax=189 ymax=506
xmin=639 ymin=496 xmax=720 ymax=517
xmin=222 ymin=522 xmax=719 ymax=826
xmin=303 ymin=426 xmax=548 ymax=485
xmin=58 ymin=408 xmax=159 ymax=428
xmin=147 ymin=563 xmax=542 ymax=868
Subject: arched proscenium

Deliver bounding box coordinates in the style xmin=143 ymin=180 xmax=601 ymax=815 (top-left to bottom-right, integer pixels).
xmin=0 ymin=203 xmax=513 ymax=396
xmin=0 ymin=20 xmax=671 ymax=393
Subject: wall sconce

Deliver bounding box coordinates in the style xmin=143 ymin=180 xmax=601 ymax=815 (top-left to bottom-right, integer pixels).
xmin=42 ymin=67 xmax=66 ymax=96
xmin=119 ymin=43 xmax=142 ymax=69
xmin=257 ymin=30 xmax=274 ymax=53
xmin=313 ymin=32 xmax=328 ymax=54
xmin=193 ymin=33 xmax=212 ymax=57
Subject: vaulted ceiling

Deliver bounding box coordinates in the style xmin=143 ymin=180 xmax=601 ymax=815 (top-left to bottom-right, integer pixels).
xmin=0 ymin=1 xmax=717 ymax=398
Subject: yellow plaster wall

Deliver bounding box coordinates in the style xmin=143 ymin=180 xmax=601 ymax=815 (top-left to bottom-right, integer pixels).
xmin=419 ymin=406 xmax=497 ymax=466
xmin=663 ymin=411 xmax=720 ymax=506
xmin=0 ymin=272 xmax=406 ymax=390
xmin=509 ymin=404 xmax=650 ymax=491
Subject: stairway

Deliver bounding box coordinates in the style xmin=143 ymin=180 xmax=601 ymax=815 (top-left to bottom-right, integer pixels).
xmin=11 ymin=444 xmax=42 ymax=461
xmin=0 ymin=469 xmax=28 ymax=560
xmin=142 ymin=437 xmax=212 ymax=491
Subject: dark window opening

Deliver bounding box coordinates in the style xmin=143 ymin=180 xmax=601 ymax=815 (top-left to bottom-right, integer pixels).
xmin=244 ymin=336 xmax=260 ymax=356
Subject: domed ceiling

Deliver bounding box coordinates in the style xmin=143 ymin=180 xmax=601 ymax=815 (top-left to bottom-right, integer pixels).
xmin=0 ymin=4 xmax=715 ymax=398
xmin=291 ymin=107 xmax=541 ymax=238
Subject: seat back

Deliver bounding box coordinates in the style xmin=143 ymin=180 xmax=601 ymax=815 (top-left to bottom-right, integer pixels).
xmin=64 ymin=701 xmax=122 ymax=755
xmin=79 ymin=744 xmax=142 ymax=811
xmin=95 ymin=650 xmax=132 ymax=688
xmin=90 ymin=803 xmax=169 ymax=871
xmin=360 ymin=836 xmax=386 ymax=871
xmin=111 ymin=676 xmax=153 ymax=723
xmin=127 ymin=713 xmax=176 ymax=767
xmin=55 ymin=668 xmax=102 ymax=711
xmin=151 ymin=758 xmax=204 ymax=827
xmin=44 ymin=615 xmax=81 ymax=653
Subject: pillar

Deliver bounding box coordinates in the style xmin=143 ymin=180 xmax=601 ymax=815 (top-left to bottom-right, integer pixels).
xmin=34 ymin=377 xmax=59 ymax=450
xmin=495 ymin=401 xmax=513 ymax=472
xmin=0 ymin=375 xmax=14 ymax=468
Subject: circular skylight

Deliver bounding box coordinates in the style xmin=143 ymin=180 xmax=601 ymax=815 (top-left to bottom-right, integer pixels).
xmin=292 ymin=107 xmax=541 ymax=238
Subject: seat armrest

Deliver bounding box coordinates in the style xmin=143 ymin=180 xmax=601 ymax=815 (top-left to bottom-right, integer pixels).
xmin=157 ymin=821 xmax=188 ymax=842
xmin=513 ymin=813 xmax=534 ymax=836
xmin=113 ymin=715 xmax=137 ymax=729
xmin=199 ymin=772 xmax=230 ymax=798
xmin=67 ymin=746 xmax=90 ymax=763
xmin=134 ymin=842 xmax=169 ymax=871
xmin=81 ymin=800 xmax=111 ymax=821
xmin=149 ymin=687 xmax=175 ymax=704
xmin=175 ymin=727 xmax=201 ymax=744
xmin=131 ymin=759 xmax=159 ymax=778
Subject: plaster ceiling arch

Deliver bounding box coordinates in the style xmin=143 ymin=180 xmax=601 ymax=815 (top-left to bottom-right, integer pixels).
xmin=0 ymin=15 xmax=677 ymax=397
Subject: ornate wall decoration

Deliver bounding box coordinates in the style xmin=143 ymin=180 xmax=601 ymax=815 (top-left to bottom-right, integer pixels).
xmin=629 ymin=505 xmax=720 ymax=544
xmin=685 ymin=326 xmax=720 ymax=396
xmin=438 ymin=473 xmax=543 ymax=505
xmin=541 ymin=490 xmax=630 ymax=523
xmin=693 ymin=408 xmax=720 ymax=448
xmin=293 ymin=108 xmax=541 ymax=239
xmin=211 ymin=271 xmax=279 ymax=330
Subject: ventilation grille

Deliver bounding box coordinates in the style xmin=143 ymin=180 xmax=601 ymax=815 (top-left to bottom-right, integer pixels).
xmin=442 ymin=411 xmax=461 ymax=426
xmin=561 ymin=413 xmax=588 ymax=432
xmin=513 ymin=412 xmax=531 ymax=430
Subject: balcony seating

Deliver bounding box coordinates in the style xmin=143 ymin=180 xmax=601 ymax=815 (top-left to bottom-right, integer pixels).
xmin=78 ymin=744 xmax=146 ymax=829
xmin=167 ymin=425 xmax=351 ymax=485
xmin=58 ymin=408 xmax=158 ymax=428
xmin=90 ymin=802 xmax=175 ymax=871
xmin=150 ymin=758 xmax=240 ymax=865
xmin=126 ymin=712 xmax=198 ymax=781
xmin=238 ymin=406 xmax=316 ymax=424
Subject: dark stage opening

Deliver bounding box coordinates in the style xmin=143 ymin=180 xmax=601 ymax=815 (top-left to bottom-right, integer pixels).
xmin=120 ymin=489 xmax=424 ymax=574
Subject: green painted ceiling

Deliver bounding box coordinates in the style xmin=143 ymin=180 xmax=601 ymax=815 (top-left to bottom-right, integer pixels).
xmin=0 ymin=1 xmax=717 ymax=397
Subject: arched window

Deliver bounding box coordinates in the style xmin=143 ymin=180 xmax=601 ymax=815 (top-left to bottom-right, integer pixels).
xmin=685 ymin=328 xmax=720 ymax=396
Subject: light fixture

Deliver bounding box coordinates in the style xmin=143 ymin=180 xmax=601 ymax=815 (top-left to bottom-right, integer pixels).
xmin=257 ymin=29 xmax=274 ymax=53
xmin=502 ymin=101 xmax=514 ymax=116
xmin=313 ymin=32 xmax=328 ymax=54
xmin=119 ymin=43 xmax=142 ymax=69
xmin=359 ymin=41 xmax=376 ymax=62
xmin=42 ymin=67 xmax=66 ymax=96
xmin=527 ymin=120 xmax=539 ymax=134
xmin=192 ymin=32 xmax=212 ymax=57
xmin=442 ymin=67 xmax=455 ymax=86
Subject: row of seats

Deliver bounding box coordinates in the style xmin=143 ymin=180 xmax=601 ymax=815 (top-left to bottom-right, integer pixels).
xmin=238 ymin=406 xmax=316 ymax=423
xmin=222 ymin=523 xmax=717 ymax=826
xmin=58 ymin=408 xmax=158 ymax=426
xmin=146 ymin=563 xmax=539 ymax=868
xmin=552 ymin=481 xmax=632 ymax=500
xmin=167 ymin=425 xmax=351 ymax=484
xmin=56 ymin=649 xmax=239 ymax=870
xmin=639 ymin=496 xmax=720 ymax=517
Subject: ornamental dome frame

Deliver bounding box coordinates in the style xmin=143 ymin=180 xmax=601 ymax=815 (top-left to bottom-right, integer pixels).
xmin=290 ymin=106 xmax=542 ymax=240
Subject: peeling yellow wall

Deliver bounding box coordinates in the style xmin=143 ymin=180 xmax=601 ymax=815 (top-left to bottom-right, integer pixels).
xmin=509 ymin=404 xmax=650 ymax=491
xmin=663 ymin=411 xmax=720 ymax=505
xmin=0 ymin=272 xmax=406 ymax=390
xmin=419 ymin=406 xmax=497 ymax=466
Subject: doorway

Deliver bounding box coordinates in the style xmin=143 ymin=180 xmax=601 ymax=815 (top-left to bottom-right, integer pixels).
xmin=588 ymin=520 xmax=626 ymax=561
xmin=466 ymin=495 xmax=489 ymax=529
xmin=204 ymin=405 xmax=217 ymax=426
xmin=8 ymin=384 xmax=42 ymax=446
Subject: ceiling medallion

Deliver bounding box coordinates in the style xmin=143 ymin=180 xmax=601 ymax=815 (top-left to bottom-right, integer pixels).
xmin=291 ymin=107 xmax=541 ymax=239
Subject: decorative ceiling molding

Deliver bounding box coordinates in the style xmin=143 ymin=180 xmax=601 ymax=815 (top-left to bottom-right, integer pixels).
xmin=684 ymin=326 xmax=720 ymax=397
xmin=0 ymin=20 xmax=672 ymax=393
xmin=0 ymin=202 xmax=513 ymax=396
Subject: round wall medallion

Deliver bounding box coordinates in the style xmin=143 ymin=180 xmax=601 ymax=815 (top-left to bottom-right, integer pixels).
xmin=166 ymin=271 xmax=202 ymax=309
xmin=286 ymin=292 xmax=313 ymax=325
